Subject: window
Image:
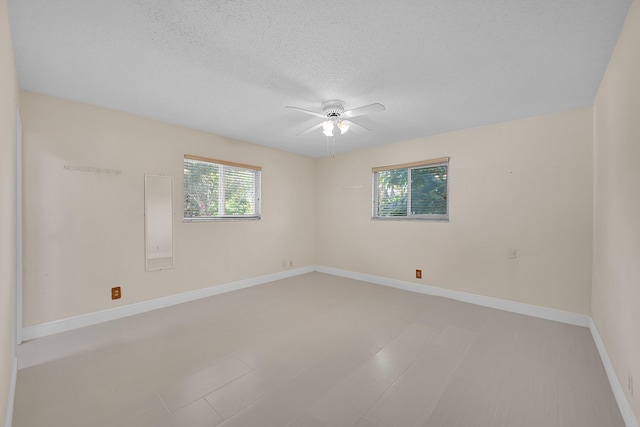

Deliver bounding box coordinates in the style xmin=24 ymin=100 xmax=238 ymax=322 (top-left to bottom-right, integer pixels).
xmin=183 ymin=155 xmax=261 ymax=221
xmin=372 ymin=157 xmax=449 ymax=221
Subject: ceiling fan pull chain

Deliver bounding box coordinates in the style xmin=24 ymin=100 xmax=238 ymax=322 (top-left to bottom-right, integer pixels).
xmin=332 ymin=135 xmax=336 ymax=160
xmin=326 ymin=134 xmax=330 ymax=157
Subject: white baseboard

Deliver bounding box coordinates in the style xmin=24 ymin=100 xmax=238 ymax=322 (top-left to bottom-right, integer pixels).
xmin=18 ymin=264 xmax=593 ymax=342
xmin=22 ymin=266 xmax=314 ymax=341
xmin=316 ymin=266 xmax=590 ymax=327
xmin=590 ymin=318 xmax=639 ymax=427
xmin=17 ymin=265 xmax=637 ymax=426
xmin=4 ymin=356 xmax=17 ymax=427
xmin=317 ymin=266 xmax=637 ymax=426
xmin=21 ymin=264 xmax=589 ymax=341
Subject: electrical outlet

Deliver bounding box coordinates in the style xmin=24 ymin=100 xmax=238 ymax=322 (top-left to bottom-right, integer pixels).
xmin=111 ymin=286 xmax=121 ymax=300
xmin=289 ymin=260 xmax=293 ymax=267
xmin=508 ymin=248 xmax=517 ymax=259
xmin=416 ymin=269 xmax=422 ymax=279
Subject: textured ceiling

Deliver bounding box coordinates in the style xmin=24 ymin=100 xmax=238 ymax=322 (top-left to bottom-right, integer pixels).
xmin=7 ymin=0 xmax=633 ymax=157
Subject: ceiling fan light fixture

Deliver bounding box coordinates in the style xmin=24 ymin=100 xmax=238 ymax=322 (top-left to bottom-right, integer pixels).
xmin=287 ymin=99 xmax=384 ymax=139
xmin=322 ymin=120 xmax=334 ymax=137
xmin=337 ymin=121 xmax=349 ymax=134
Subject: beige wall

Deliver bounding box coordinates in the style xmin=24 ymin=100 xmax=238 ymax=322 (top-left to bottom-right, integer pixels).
xmin=20 ymin=92 xmax=316 ymax=326
xmin=592 ymin=0 xmax=640 ymax=420
xmin=12 ymin=2 xmax=639 ymax=422
xmin=0 ymin=0 xmax=17 ymax=423
xmin=316 ymin=109 xmax=593 ymax=315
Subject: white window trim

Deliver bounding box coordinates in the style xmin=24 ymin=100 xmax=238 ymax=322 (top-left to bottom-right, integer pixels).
xmin=183 ymin=155 xmax=262 ymax=222
xmin=372 ymin=157 xmax=450 ymax=222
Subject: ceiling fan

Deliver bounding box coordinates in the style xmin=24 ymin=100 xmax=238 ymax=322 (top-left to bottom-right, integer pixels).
xmin=285 ymin=99 xmax=385 ymax=137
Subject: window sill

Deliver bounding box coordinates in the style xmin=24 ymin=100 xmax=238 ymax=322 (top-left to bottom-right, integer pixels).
xmin=371 ymin=216 xmax=449 ymax=222
xmin=183 ymin=216 xmax=261 ymax=223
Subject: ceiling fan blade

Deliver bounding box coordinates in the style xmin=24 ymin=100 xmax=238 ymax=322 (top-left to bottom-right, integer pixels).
xmin=342 ymin=119 xmax=370 ymax=134
xmin=285 ymin=105 xmax=326 ymax=119
xmin=296 ymin=122 xmax=323 ymax=136
xmin=343 ymin=103 xmax=385 ymax=118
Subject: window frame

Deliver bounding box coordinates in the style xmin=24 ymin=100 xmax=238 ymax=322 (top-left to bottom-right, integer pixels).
xmin=372 ymin=157 xmax=450 ymax=222
xmin=183 ymin=155 xmax=262 ymax=222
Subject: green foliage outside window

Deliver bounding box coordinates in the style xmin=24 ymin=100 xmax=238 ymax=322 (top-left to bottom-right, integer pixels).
xmin=375 ymin=162 xmax=448 ymax=219
xmin=184 ymin=157 xmax=260 ymax=219
xmin=410 ymin=165 xmax=447 ymax=215
xmin=376 ymin=168 xmax=408 ymax=216
xmin=184 ymin=159 xmax=220 ymax=217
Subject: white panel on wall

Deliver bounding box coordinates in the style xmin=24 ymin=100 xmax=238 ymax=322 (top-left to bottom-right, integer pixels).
xmin=14 ymin=109 xmax=22 ymax=347
xmin=144 ymin=174 xmax=174 ymax=271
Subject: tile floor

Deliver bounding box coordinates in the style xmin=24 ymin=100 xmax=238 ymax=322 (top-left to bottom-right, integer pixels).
xmin=13 ymin=272 xmax=625 ymax=426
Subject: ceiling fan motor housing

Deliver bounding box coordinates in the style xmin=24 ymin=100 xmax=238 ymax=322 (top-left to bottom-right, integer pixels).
xmin=322 ymin=99 xmax=345 ymax=118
